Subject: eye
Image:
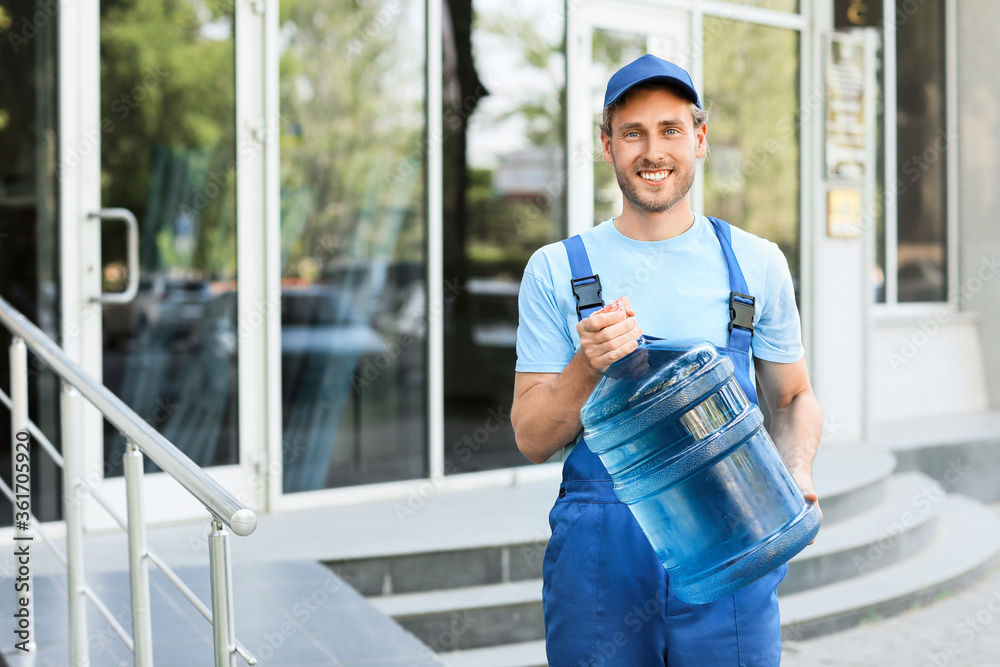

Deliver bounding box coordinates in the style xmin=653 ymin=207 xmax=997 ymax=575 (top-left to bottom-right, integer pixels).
xmin=665 ymin=128 xmax=679 ymax=135
xmin=626 ymin=131 xmax=640 ymax=138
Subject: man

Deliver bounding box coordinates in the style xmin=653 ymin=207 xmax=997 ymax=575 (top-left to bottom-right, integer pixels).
xmin=511 ymin=54 xmax=823 ymax=666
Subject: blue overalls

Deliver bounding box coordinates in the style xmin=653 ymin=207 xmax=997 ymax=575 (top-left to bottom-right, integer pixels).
xmin=542 ymin=217 xmax=786 ymax=667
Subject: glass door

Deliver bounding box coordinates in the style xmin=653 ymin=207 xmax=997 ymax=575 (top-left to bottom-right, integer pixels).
xmin=61 ymin=0 xmax=257 ymax=525
xmin=276 ymin=0 xmax=429 ymax=494
xmin=0 ymin=0 xmax=63 ymax=528
xmin=566 ymin=1 xmax=692 ymax=236
xmin=567 ymin=1 xmax=803 ymax=284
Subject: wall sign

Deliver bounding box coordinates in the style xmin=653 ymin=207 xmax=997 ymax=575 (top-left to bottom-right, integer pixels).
xmin=825 ymin=36 xmax=867 ymax=180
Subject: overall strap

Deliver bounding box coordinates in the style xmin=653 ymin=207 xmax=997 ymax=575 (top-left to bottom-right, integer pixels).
xmin=561 ymin=235 xmax=605 ymax=321
xmin=707 ymin=217 xmax=755 ymax=354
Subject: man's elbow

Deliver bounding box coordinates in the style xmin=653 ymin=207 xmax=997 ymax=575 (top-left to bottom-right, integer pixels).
xmin=511 ymin=411 xmax=548 ymax=464
xmin=516 ymin=436 xmax=551 ymax=465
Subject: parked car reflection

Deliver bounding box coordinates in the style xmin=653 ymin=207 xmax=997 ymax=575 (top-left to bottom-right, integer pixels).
xmin=104 ymin=274 xmax=214 ymax=347
xmin=280 ymin=287 xmax=388 ymax=491
xmin=200 ymin=286 xmax=388 ymax=491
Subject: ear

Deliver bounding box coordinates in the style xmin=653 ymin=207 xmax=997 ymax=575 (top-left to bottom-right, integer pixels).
xmin=694 ymin=122 xmax=708 ymax=159
xmin=601 ymin=131 xmax=614 ymax=165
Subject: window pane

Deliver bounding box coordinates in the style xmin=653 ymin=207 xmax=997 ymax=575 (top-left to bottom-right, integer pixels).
xmin=0 ymin=0 xmax=63 ymax=523
xmin=442 ymin=0 xmax=565 ymax=474
xmin=279 ymin=0 xmax=427 ymax=491
xmin=896 ymin=0 xmax=947 ymax=302
xmin=703 ymin=19 xmax=801 ymax=281
xmin=592 ymin=29 xmax=648 ymax=227
xmin=100 ymin=1 xmax=239 ymax=476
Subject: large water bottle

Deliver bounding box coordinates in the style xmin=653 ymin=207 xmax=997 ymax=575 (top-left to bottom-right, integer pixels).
xmin=580 ymin=335 xmax=821 ymax=604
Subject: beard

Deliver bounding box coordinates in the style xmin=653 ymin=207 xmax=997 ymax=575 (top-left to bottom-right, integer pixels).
xmin=612 ymin=155 xmax=696 ymax=215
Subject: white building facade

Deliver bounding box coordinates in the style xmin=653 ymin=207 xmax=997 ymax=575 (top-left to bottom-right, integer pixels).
xmin=0 ymin=0 xmax=997 ymax=528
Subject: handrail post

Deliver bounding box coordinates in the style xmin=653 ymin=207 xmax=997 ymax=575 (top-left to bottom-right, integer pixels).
xmin=10 ymin=336 xmax=35 ymax=653
xmin=61 ymin=383 xmax=88 ymax=665
xmin=209 ymin=519 xmax=237 ymax=667
xmin=124 ymin=440 xmax=154 ymax=667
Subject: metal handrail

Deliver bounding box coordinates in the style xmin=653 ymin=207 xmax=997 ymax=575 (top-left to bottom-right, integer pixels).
xmin=1 ymin=293 xmax=258 ymax=666
xmin=0 ymin=294 xmax=256 ymax=535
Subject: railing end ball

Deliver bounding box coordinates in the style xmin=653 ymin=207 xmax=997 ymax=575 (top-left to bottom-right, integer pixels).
xmin=231 ymin=509 xmax=258 ymax=536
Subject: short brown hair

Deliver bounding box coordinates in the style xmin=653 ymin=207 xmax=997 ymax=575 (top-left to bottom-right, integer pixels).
xmin=600 ymin=81 xmax=709 ymax=138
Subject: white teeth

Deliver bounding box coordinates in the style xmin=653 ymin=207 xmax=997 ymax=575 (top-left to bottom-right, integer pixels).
xmin=640 ymin=170 xmax=669 ymax=182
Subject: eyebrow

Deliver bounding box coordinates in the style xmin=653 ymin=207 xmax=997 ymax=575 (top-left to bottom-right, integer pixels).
xmin=617 ymin=119 xmax=687 ymax=133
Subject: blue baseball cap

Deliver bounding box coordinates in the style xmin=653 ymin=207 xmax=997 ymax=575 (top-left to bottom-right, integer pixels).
xmin=604 ymin=54 xmax=701 ymax=109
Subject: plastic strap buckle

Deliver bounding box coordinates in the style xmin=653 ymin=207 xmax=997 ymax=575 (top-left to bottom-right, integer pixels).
xmin=729 ymin=291 xmax=755 ymax=335
xmin=571 ymin=275 xmax=603 ymax=318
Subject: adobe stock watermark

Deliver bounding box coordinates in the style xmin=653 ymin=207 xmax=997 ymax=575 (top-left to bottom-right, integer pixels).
xmin=923 ymin=587 xmax=1000 ymax=667
xmin=4 ymin=0 xmax=60 ymax=54
xmin=853 ymin=459 xmax=969 ymax=575
xmin=251 ymin=576 xmax=343 ymax=663
xmin=179 ymin=112 xmax=293 ymax=219
xmin=887 ymin=253 xmax=1000 ymax=371
xmin=383 ymin=79 xmax=495 ymax=193
xmin=344 ymin=0 xmax=403 ymax=58
xmin=509 ymin=147 xmax=596 ymax=237
xmin=425 ymin=611 xmax=477 ymax=653
xmin=394 ymin=404 xmax=511 ymax=523
xmin=60 ymin=66 xmax=170 ymax=173
xmin=351 ymin=278 xmax=463 ymax=391
xmin=584 ymin=597 xmax=663 ymax=667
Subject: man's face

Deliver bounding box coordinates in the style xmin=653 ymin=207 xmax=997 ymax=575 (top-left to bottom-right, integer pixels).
xmin=601 ymin=87 xmax=707 ymax=215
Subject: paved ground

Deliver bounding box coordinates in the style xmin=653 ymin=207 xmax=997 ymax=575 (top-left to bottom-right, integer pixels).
xmin=781 ymin=503 xmax=1000 ymax=667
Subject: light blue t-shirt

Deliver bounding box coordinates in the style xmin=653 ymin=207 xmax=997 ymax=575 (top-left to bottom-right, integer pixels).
xmin=515 ymin=215 xmax=804 ymax=378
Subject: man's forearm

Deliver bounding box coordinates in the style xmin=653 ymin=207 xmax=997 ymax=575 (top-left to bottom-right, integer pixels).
xmin=768 ymin=389 xmax=823 ymax=499
xmin=512 ymin=349 xmax=603 ymax=463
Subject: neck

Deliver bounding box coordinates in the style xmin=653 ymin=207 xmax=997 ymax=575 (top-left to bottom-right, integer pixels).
xmin=614 ymin=197 xmax=696 ymax=242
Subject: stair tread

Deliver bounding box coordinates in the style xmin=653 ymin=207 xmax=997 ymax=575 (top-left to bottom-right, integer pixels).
xmin=780 ymin=494 xmax=1000 ymax=625
xmin=793 ymin=471 xmax=943 ymax=559
xmin=371 ymin=473 xmax=958 ymax=620
xmin=811 ymin=444 xmax=896 ymax=500
xmin=435 ymin=640 xmax=547 ymax=667
xmin=371 ymin=579 xmax=543 ymax=618
xmin=871 ymin=410 xmax=1000 ymax=450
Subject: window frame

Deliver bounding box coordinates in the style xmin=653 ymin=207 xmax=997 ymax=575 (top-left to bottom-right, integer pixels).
xmin=874 ymin=0 xmax=959 ymax=316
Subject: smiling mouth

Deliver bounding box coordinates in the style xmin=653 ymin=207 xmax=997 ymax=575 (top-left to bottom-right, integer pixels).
xmin=638 ymin=169 xmax=671 ymax=182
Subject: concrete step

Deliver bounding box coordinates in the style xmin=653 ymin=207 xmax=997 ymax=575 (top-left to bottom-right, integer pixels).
xmin=435 ymin=640 xmax=547 ymax=667
xmin=873 ymin=410 xmax=1000 ymax=503
xmin=369 ymin=473 xmax=940 ymax=655
xmin=411 ymin=494 xmax=1000 ymax=664
xmin=341 ymin=444 xmax=906 ymax=658
xmin=780 ymin=471 xmax=944 ymax=595
xmin=327 ymin=541 xmax=547 ymax=597
xmin=324 ymin=444 xmax=897 ymax=604
xmin=370 ymin=580 xmax=545 ymax=653
xmin=780 ymin=493 xmax=1000 ymax=640
xmin=810 ymin=443 xmax=897 ymax=525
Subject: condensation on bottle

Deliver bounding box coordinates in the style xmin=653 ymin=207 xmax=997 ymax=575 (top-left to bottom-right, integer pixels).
xmin=580 ymin=337 xmax=821 ymax=604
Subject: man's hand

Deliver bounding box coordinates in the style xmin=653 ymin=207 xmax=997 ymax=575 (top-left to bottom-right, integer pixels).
xmin=512 ymin=296 xmax=641 ymax=463
xmin=576 ymin=296 xmax=643 ymax=375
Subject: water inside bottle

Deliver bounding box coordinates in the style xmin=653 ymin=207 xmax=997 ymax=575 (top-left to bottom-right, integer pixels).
xmin=580 ymin=338 xmax=821 ymax=603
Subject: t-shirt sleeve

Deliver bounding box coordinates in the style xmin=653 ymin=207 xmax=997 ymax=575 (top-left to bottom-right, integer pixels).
xmin=515 ymin=251 xmax=577 ymax=373
xmin=752 ymin=243 xmax=805 ymax=364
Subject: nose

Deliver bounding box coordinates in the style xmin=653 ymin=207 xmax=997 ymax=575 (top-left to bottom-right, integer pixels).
xmin=643 ymin=133 xmax=669 ymax=163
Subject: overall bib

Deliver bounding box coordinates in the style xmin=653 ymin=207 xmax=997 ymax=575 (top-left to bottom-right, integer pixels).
xmin=542 ymin=217 xmax=786 ymax=667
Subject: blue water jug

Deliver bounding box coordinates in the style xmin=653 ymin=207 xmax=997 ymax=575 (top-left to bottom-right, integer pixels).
xmin=580 ymin=338 xmax=821 ymax=604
